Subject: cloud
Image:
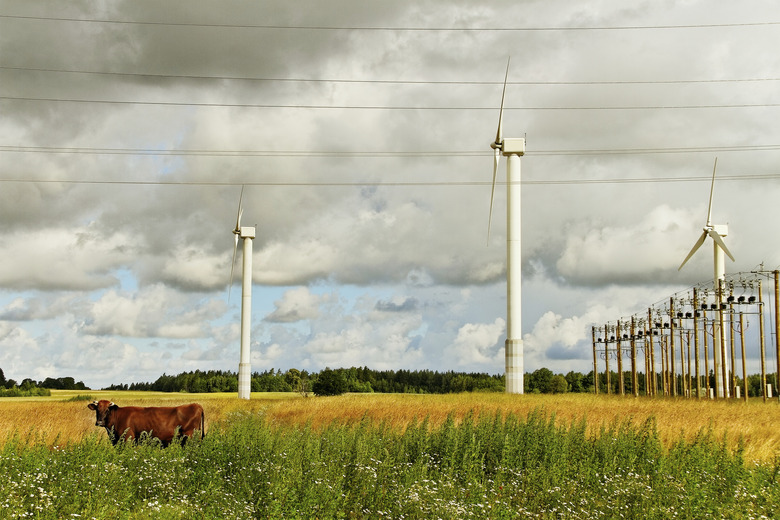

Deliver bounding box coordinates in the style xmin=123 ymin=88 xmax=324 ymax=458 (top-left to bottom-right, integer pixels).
xmin=265 ymin=286 xmax=330 ymax=323
xmin=0 ymin=226 xmax=135 ymax=291
xmin=452 ymin=318 xmax=506 ymax=367
xmin=303 ymin=321 xmax=424 ymax=370
xmin=80 ymin=285 xmax=224 ymax=338
xmin=375 ymin=297 xmax=419 ymax=313
xmin=555 ymin=205 xmax=710 ymax=286
xmin=0 ymin=295 xmax=87 ymax=321
xmin=524 ymin=311 xmax=592 ymax=363
xmin=160 ymin=244 xmax=230 ymax=292
xmin=0 ymin=322 xmax=41 ymax=374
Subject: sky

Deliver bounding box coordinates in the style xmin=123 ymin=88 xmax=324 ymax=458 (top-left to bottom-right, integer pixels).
xmin=1 ymin=0 xmax=780 ymax=390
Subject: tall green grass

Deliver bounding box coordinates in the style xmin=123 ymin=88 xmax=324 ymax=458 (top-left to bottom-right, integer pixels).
xmin=0 ymin=408 xmax=778 ymax=518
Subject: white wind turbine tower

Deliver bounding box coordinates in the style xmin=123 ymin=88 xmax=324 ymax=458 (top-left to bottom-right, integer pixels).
xmin=678 ymin=158 xmax=736 ymax=398
xmin=229 ymin=186 xmax=255 ymax=400
xmin=488 ymin=57 xmax=526 ymax=394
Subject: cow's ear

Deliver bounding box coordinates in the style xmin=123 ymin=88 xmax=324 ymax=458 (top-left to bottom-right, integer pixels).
xmin=87 ymin=402 xmax=97 ymax=410
xmin=108 ymin=402 xmax=118 ymax=410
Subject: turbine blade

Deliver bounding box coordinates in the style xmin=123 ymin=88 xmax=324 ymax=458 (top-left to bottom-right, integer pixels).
xmin=707 ymin=228 xmax=736 ymax=262
xmin=494 ymin=57 xmax=510 ymax=146
xmin=706 ymin=157 xmax=717 ymax=227
xmin=234 ymin=185 xmax=245 ymax=232
xmin=228 ymin=234 xmax=239 ymax=302
xmin=487 ymin=149 xmax=500 ymax=244
xmin=678 ymin=230 xmax=708 ymax=271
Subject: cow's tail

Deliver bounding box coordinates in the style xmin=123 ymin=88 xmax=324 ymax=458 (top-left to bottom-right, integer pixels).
xmin=200 ymin=407 xmax=205 ymax=440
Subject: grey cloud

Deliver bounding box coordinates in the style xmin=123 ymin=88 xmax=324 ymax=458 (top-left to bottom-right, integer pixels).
xmin=375 ymin=297 xmax=419 ymax=313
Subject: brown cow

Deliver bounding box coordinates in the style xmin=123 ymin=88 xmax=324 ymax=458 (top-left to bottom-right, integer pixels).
xmin=88 ymin=400 xmax=204 ymax=447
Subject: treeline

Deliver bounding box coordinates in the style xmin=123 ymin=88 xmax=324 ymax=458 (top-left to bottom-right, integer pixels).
xmin=105 ymin=369 xmax=302 ymax=393
xmin=0 ymin=368 xmax=88 ymax=397
xmin=106 ymin=367 xmax=596 ymax=395
xmin=105 ymin=367 xmax=508 ymax=395
xmin=9 ymin=364 xmax=778 ymax=398
xmin=119 ymin=367 xmax=780 ymax=396
xmin=0 ymin=368 xmax=48 ymax=397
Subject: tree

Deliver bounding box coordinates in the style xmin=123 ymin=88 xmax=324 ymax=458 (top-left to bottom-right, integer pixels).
xmin=0 ymin=368 xmax=5 ymax=388
xmin=312 ymin=368 xmax=348 ymax=396
xmin=527 ymin=368 xmax=554 ymax=394
xmin=565 ymin=371 xmax=585 ymax=393
xmin=550 ymin=374 xmax=568 ymax=394
xmin=284 ymin=369 xmax=311 ymax=397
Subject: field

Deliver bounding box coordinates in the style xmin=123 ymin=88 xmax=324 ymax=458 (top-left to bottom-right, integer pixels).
xmin=1 ymin=392 xmax=780 ymax=518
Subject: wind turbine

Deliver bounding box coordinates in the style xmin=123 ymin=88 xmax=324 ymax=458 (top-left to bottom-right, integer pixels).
xmin=487 ymin=57 xmax=526 ymax=394
xmin=678 ymin=158 xmax=735 ymax=397
xmin=229 ymin=186 xmax=255 ymax=400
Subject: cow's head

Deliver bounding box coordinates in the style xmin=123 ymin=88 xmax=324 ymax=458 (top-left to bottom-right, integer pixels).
xmin=87 ymin=400 xmax=118 ymax=427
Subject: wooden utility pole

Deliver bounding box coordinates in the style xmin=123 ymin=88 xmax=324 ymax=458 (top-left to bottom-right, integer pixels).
xmin=617 ymin=320 xmax=624 ymax=396
xmin=644 ymin=321 xmax=652 ymax=397
xmin=648 ymin=308 xmax=656 ymax=397
xmin=728 ymin=285 xmax=737 ymax=399
xmin=775 ymin=270 xmax=780 ymax=402
xmin=605 ymin=323 xmax=611 ymax=395
xmin=660 ymin=334 xmax=668 ymax=396
xmin=678 ymin=322 xmax=685 ymax=397
xmin=669 ymin=299 xmax=676 ymax=397
xmin=739 ymin=310 xmax=748 ymax=402
xmin=693 ymin=288 xmax=701 ymax=399
xmin=687 ymin=330 xmax=692 ymax=397
xmin=703 ymin=315 xmax=710 ymax=399
xmin=718 ymin=279 xmax=728 ymax=398
xmin=759 ymin=280 xmax=767 ymax=402
xmin=592 ymin=326 xmax=599 ymax=395
xmin=631 ymin=317 xmax=638 ymax=397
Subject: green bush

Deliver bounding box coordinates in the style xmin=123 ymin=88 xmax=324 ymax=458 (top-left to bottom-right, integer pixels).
xmin=65 ymin=394 xmax=95 ymax=402
xmin=0 ymin=386 xmax=51 ymax=398
xmin=312 ymin=367 xmax=348 ymax=396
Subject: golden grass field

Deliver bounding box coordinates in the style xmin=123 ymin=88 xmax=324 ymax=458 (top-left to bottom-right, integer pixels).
xmin=3 ymin=390 xmax=780 ymax=463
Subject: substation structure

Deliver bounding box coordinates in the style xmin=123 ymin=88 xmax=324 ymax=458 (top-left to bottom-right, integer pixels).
xmin=592 ymin=270 xmax=780 ymax=401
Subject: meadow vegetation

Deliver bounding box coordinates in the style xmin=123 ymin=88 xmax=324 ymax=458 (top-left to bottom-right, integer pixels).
xmin=1 ymin=392 xmax=780 ymax=518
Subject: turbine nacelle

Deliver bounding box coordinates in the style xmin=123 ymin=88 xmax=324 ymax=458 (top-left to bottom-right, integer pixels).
xmin=500 ymin=138 xmax=526 ymax=156
xmin=710 ymin=224 xmax=728 ymax=237
xmin=237 ymin=227 xmax=256 ymax=239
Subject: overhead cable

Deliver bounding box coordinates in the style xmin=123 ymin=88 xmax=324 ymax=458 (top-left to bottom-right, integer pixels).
xmin=2 ymin=14 xmax=778 ymax=31
xmin=3 ymin=95 xmax=780 ymax=111
xmin=4 ymin=144 xmax=780 ymax=157
xmin=3 ymin=65 xmax=778 ymax=86
xmin=0 ymin=174 xmax=778 ymax=187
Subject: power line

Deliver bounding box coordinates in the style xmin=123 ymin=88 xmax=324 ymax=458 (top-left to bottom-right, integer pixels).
xmin=2 ymin=14 xmax=778 ymax=31
xmin=0 ymin=146 xmax=482 ymax=157
xmin=533 ymin=144 xmax=780 ymax=156
xmin=4 ymin=144 xmax=780 ymax=157
xmin=0 ymin=174 xmax=778 ymax=187
xmin=4 ymin=95 xmax=780 ymax=111
xmin=4 ymin=65 xmax=779 ymax=86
